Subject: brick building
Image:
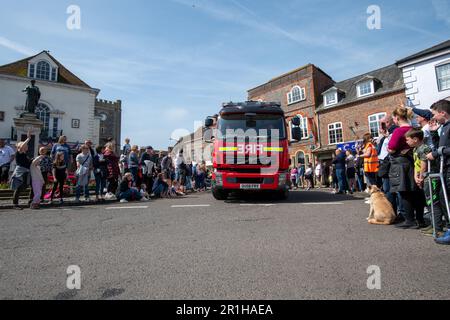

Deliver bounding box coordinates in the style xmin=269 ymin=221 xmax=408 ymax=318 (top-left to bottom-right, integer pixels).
xmin=94 ymin=98 xmax=122 ymax=152
xmin=314 ymin=64 xmax=406 ymax=162
xmin=247 ymin=64 xmax=334 ymax=167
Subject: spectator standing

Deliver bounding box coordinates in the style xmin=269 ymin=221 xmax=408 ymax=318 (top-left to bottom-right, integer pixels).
xmin=37 ymin=147 xmax=52 ymax=202
xmin=377 ymin=116 xmax=402 ymax=214
xmin=161 ymin=153 xmax=174 ymax=185
xmin=314 ymin=161 xmax=322 ymax=188
xmin=140 ymin=146 xmax=156 ymax=194
xmin=104 ymin=143 xmax=120 ymax=199
xmin=29 ymin=151 xmax=46 ymax=210
xmin=345 ymin=150 xmax=356 ymax=194
xmin=388 ymin=107 xmax=418 ymax=229
xmin=427 ymin=100 xmax=450 ymax=244
xmin=361 ymin=133 xmax=379 ymax=187
xmin=50 ymin=152 xmax=67 ymax=204
xmin=305 ymin=164 xmax=314 ymax=191
xmin=297 ymin=164 xmax=305 ymax=189
xmin=355 ymin=151 xmax=365 ymax=192
xmin=75 ymin=145 xmax=93 ymax=203
xmin=405 ymin=129 xmax=432 ymax=229
xmin=290 ymin=167 xmax=298 ymax=189
xmin=122 ymin=138 xmax=131 ymax=155
xmin=332 ymin=149 xmax=347 ymax=194
xmin=10 ymin=131 xmax=32 ymax=210
xmin=93 ymin=146 xmax=108 ymax=202
xmin=176 ymin=150 xmax=187 ymax=195
xmin=0 ymin=139 xmax=15 ymax=184
xmin=51 ymin=136 xmax=71 ymax=169
xmin=128 ymin=145 xmax=140 ymax=186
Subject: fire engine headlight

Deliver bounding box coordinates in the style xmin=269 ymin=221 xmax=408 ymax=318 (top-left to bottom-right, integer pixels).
xmin=278 ymin=172 xmax=288 ymax=186
xmin=215 ymin=173 xmax=223 ymax=187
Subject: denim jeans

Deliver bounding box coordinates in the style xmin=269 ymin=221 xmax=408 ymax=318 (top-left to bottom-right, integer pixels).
xmin=336 ymin=168 xmax=347 ymax=193
xmin=130 ymin=167 xmax=138 ymax=185
xmin=76 ymin=184 xmax=90 ymax=199
xmin=119 ymin=188 xmax=142 ymax=201
xmin=95 ymin=174 xmax=107 ymax=196
xmin=382 ymin=177 xmax=397 ymax=212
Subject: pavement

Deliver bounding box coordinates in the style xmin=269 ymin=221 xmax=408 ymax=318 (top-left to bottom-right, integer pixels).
xmin=0 ymin=189 xmax=449 ymax=300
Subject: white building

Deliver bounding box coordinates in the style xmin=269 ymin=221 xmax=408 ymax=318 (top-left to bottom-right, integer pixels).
xmin=0 ymin=51 xmax=118 ymax=149
xmin=396 ymin=39 xmax=450 ymax=109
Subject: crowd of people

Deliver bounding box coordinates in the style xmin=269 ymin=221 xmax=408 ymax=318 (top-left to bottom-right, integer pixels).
xmin=328 ymin=100 xmax=450 ymax=245
xmin=0 ymin=135 xmax=211 ymax=210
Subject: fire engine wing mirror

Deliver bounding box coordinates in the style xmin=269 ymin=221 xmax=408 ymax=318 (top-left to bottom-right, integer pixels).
xmin=291 ymin=116 xmax=301 ymax=126
xmin=291 ymin=127 xmax=302 ymax=141
xmin=205 ymin=118 xmax=214 ymax=128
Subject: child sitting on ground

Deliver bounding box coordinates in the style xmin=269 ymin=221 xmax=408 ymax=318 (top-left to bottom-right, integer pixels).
xmin=119 ymin=173 xmax=148 ymax=203
xmin=152 ymin=173 xmax=169 ymax=198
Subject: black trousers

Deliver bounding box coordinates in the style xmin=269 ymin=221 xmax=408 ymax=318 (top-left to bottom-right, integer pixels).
xmin=107 ymin=177 xmax=118 ymax=194
xmin=51 ymin=176 xmax=66 ymax=200
xmin=399 ymin=190 xmax=426 ymax=224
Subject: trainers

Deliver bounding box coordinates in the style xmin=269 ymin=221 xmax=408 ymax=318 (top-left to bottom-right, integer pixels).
xmin=13 ymin=205 xmax=23 ymax=210
xmin=420 ymin=225 xmax=434 ymax=233
xmin=120 ymin=199 xmax=128 ymax=203
xmin=140 ymin=197 xmax=149 ymax=202
xmin=395 ymin=221 xmax=419 ymax=229
xmin=423 ymin=229 xmax=444 ymax=237
xmin=435 ymin=232 xmax=450 ymax=245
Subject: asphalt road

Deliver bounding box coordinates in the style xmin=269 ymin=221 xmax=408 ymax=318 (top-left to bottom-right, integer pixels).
xmin=0 ymin=190 xmax=449 ymax=300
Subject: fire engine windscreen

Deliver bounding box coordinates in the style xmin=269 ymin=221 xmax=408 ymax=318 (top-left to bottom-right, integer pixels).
xmin=217 ymin=114 xmax=286 ymax=140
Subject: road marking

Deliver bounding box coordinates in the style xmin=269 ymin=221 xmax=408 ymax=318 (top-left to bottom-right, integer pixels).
xmin=240 ymin=204 xmax=276 ymax=207
xmin=106 ymin=206 xmax=149 ymax=210
xmin=171 ymin=205 xmax=211 ymax=208
xmin=301 ymin=202 xmax=345 ymax=205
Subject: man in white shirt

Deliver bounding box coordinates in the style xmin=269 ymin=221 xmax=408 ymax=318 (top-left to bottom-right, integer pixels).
xmin=0 ymin=139 xmax=15 ymax=184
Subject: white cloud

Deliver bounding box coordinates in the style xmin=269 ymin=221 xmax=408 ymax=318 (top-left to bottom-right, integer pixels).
xmin=0 ymin=36 xmax=35 ymax=56
xmin=432 ymin=0 xmax=450 ymax=26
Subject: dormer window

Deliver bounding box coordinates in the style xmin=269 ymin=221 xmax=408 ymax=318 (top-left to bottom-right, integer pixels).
xmin=357 ymin=80 xmax=375 ymax=97
xmin=287 ymin=86 xmax=306 ymax=105
xmin=324 ymin=91 xmax=338 ymax=107
xmin=28 ymin=54 xmax=58 ymax=82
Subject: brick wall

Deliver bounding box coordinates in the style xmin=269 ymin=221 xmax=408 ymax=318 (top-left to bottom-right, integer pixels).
xmin=318 ymin=90 xmax=406 ymax=148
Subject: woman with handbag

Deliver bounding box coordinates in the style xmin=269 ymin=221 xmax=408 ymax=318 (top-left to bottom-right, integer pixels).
xmin=388 ymin=107 xmax=423 ymax=229
xmin=75 ymin=145 xmax=93 ymax=203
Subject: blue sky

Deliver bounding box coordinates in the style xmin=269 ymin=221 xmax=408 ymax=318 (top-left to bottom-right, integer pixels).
xmin=0 ymin=0 xmax=449 ymax=149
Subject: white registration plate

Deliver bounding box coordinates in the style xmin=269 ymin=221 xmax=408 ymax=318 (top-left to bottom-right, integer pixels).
xmin=240 ymin=184 xmax=261 ymax=190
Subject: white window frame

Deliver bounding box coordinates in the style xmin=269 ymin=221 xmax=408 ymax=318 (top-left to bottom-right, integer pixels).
xmin=357 ymin=80 xmax=375 ymax=98
xmin=368 ymin=112 xmax=387 ymax=139
xmin=287 ymin=86 xmax=306 ymax=105
xmin=436 ymin=62 xmax=450 ymax=92
xmin=29 ymin=59 xmax=58 ymax=82
xmin=328 ymin=122 xmax=343 ymax=145
xmin=29 ymin=63 xmax=35 ymax=78
xmin=324 ymin=91 xmax=338 ymax=107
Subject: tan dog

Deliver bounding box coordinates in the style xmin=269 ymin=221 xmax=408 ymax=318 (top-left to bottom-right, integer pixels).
xmin=367 ymin=186 xmax=396 ymax=225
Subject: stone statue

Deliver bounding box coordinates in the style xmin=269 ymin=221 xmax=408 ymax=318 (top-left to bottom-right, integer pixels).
xmin=22 ymin=80 xmax=41 ymax=115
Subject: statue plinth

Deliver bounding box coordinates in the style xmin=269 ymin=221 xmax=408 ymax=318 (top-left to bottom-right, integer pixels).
xmin=13 ymin=113 xmax=44 ymax=158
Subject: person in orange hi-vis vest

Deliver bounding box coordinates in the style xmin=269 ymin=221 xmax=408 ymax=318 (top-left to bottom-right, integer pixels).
xmin=362 ymin=133 xmax=379 ymax=188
